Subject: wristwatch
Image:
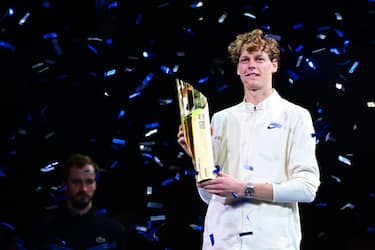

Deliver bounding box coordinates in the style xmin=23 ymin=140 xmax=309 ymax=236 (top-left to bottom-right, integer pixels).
xmin=244 ymin=182 xmax=255 ymax=198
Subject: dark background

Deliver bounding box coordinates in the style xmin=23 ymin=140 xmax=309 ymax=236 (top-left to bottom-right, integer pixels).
xmin=0 ymin=0 xmax=374 ymax=249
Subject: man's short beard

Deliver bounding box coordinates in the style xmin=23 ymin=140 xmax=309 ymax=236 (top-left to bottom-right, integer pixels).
xmin=71 ymin=197 xmax=91 ymax=209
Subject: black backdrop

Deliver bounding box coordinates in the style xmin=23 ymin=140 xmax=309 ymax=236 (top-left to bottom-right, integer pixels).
xmin=0 ymin=0 xmax=374 ymax=249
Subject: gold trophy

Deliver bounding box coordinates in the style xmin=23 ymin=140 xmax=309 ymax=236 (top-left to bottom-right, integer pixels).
xmin=176 ymin=78 xmax=216 ymax=183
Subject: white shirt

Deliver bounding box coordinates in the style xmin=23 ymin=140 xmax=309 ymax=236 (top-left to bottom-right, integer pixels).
xmin=198 ymin=90 xmax=320 ymax=250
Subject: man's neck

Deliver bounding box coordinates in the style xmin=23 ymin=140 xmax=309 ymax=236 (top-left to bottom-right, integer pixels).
xmin=244 ymin=88 xmax=273 ymax=105
xmin=67 ymin=201 xmax=92 ymax=216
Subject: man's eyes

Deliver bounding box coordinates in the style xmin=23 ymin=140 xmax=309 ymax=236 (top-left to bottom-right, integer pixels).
xmin=85 ymin=179 xmax=95 ymax=185
xmin=71 ymin=179 xmax=95 ymax=185
xmin=239 ymin=57 xmax=265 ymax=63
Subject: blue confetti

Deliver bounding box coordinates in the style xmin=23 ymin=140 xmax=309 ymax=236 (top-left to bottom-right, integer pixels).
xmin=145 ymin=122 xmax=159 ymax=129
xmin=158 ymin=98 xmax=173 ymax=105
xmin=176 ymin=51 xmax=185 ymax=57
xmin=18 ymin=12 xmax=31 ymax=26
xmin=260 ymin=24 xmax=271 ymax=30
xmin=184 ymin=169 xmax=198 ymax=176
xmin=40 ymin=161 xmax=59 ymax=173
xmin=109 ymin=160 xmax=118 ymax=169
xmin=146 ymin=186 xmax=153 ymax=196
xmin=108 ymin=1 xmax=117 ymax=9
xmin=104 ymin=69 xmax=116 ymax=77
xmin=8 ymin=8 xmax=14 ymax=15
xmin=112 ymin=138 xmax=125 ymax=145
xmin=147 ymin=202 xmax=163 ymax=209
xmin=294 ymin=44 xmax=304 ymax=53
xmin=190 ymin=224 xmax=203 ymax=231
xmin=117 ymin=109 xmax=126 ymax=119
xmin=190 ymin=1 xmax=203 ymax=8
xmin=142 ymin=153 xmax=153 ymax=159
xmin=239 ymin=231 xmax=253 ymax=237
xmin=160 ymin=65 xmax=173 ymax=75
xmin=287 ymin=69 xmax=300 ymax=81
xmin=330 ymin=48 xmax=340 ymax=55
xmin=198 ymin=77 xmax=209 ymax=84
xmin=217 ymin=12 xmax=227 ymax=23
xmin=105 ymin=38 xmax=112 ymax=45
xmin=96 ymin=208 xmax=107 ymax=215
xmin=42 ymin=1 xmax=51 ymax=8
xmin=142 ymin=51 xmax=150 ymax=58
xmin=0 ymin=41 xmax=16 ymax=52
xmin=43 ymin=33 xmax=58 ymax=39
xmin=314 ymin=203 xmax=329 ymax=207
xmin=157 ymin=2 xmax=170 ymax=8
xmin=1 ymin=221 xmax=15 ymax=231
xmin=334 ymin=29 xmax=344 ymax=38
xmin=348 ymin=61 xmax=359 ymax=74
xmin=87 ymin=44 xmax=98 ymax=54
xmin=264 ymin=33 xmax=281 ymax=41
xmin=216 ymin=84 xmax=229 ymax=92
xmin=209 ymin=233 xmax=214 ymax=246
xmin=317 ymin=26 xmax=331 ymax=31
xmin=338 ymin=155 xmax=351 ymax=166
xmin=161 ymin=177 xmax=174 ymax=186
xmin=243 ymin=165 xmax=253 ymax=171
xmin=260 ymin=4 xmax=269 ymax=13
xmin=243 ymin=12 xmax=256 ymax=19
xmin=150 ymin=215 xmax=166 ymax=221
xmin=213 ymin=165 xmax=220 ymax=174
xmin=135 ymin=13 xmax=143 ymax=25
xmin=306 ymin=58 xmax=317 ymax=70
xmin=136 ymin=73 xmax=154 ymax=91
xmin=52 ymin=40 xmax=63 ymax=56
xmin=231 ymin=192 xmax=239 ymax=198
xmin=292 ymin=23 xmax=304 ymax=30
xmin=128 ymin=92 xmax=141 ymax=99
xmin=183 ymin=27 xmax=195 ymax=36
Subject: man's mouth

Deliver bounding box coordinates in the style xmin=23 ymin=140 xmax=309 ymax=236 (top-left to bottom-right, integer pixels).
xmin=246 ymin=73 xmax=259 ymax=77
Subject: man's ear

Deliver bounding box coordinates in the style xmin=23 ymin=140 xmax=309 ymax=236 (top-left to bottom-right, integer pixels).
xmin=271 ymin=59 xmax=278 ymax=73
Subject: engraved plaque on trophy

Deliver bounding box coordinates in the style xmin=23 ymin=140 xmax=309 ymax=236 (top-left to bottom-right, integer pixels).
xmin=176 ymin=78 xmax=216 ymax=183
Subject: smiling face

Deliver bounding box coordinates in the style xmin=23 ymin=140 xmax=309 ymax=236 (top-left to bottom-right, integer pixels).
xmin=237 ymin=46 xmax=278 ymax=93
xmin=227 ymin=29 xmax=280 ymax=100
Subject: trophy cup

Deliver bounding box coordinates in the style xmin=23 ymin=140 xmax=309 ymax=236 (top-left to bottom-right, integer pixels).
xmin=176 ymin=78 xmax=216 ymax=183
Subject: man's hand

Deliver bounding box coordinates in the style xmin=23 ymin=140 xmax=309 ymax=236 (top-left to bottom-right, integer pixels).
xmin=197 ymin=172 xmax=247 ymax=197
xmin=177 ymin=124 xmax=192 ymax=157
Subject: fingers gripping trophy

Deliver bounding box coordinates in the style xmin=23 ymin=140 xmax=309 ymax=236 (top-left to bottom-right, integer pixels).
xmin=176 ymin=78 xmax=217 ymax=183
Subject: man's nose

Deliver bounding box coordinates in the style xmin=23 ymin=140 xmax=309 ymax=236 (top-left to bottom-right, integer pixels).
xmin=79 ymin=182 xmax=88 ymax=191
xmin=247 ymin=60 xmax=256 ymax=67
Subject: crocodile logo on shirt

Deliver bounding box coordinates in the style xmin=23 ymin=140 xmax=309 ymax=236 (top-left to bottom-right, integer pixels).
xmin=96 ymin=236 xmax=107 ymax=243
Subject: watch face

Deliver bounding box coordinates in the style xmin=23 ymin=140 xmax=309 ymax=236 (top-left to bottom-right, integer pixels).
xmin=245 ymin=183 xmax=254 ymax=198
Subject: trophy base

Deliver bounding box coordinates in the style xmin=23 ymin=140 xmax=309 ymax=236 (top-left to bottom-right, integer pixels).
xmin=197 ymin=178 xmax=212 ymax=184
